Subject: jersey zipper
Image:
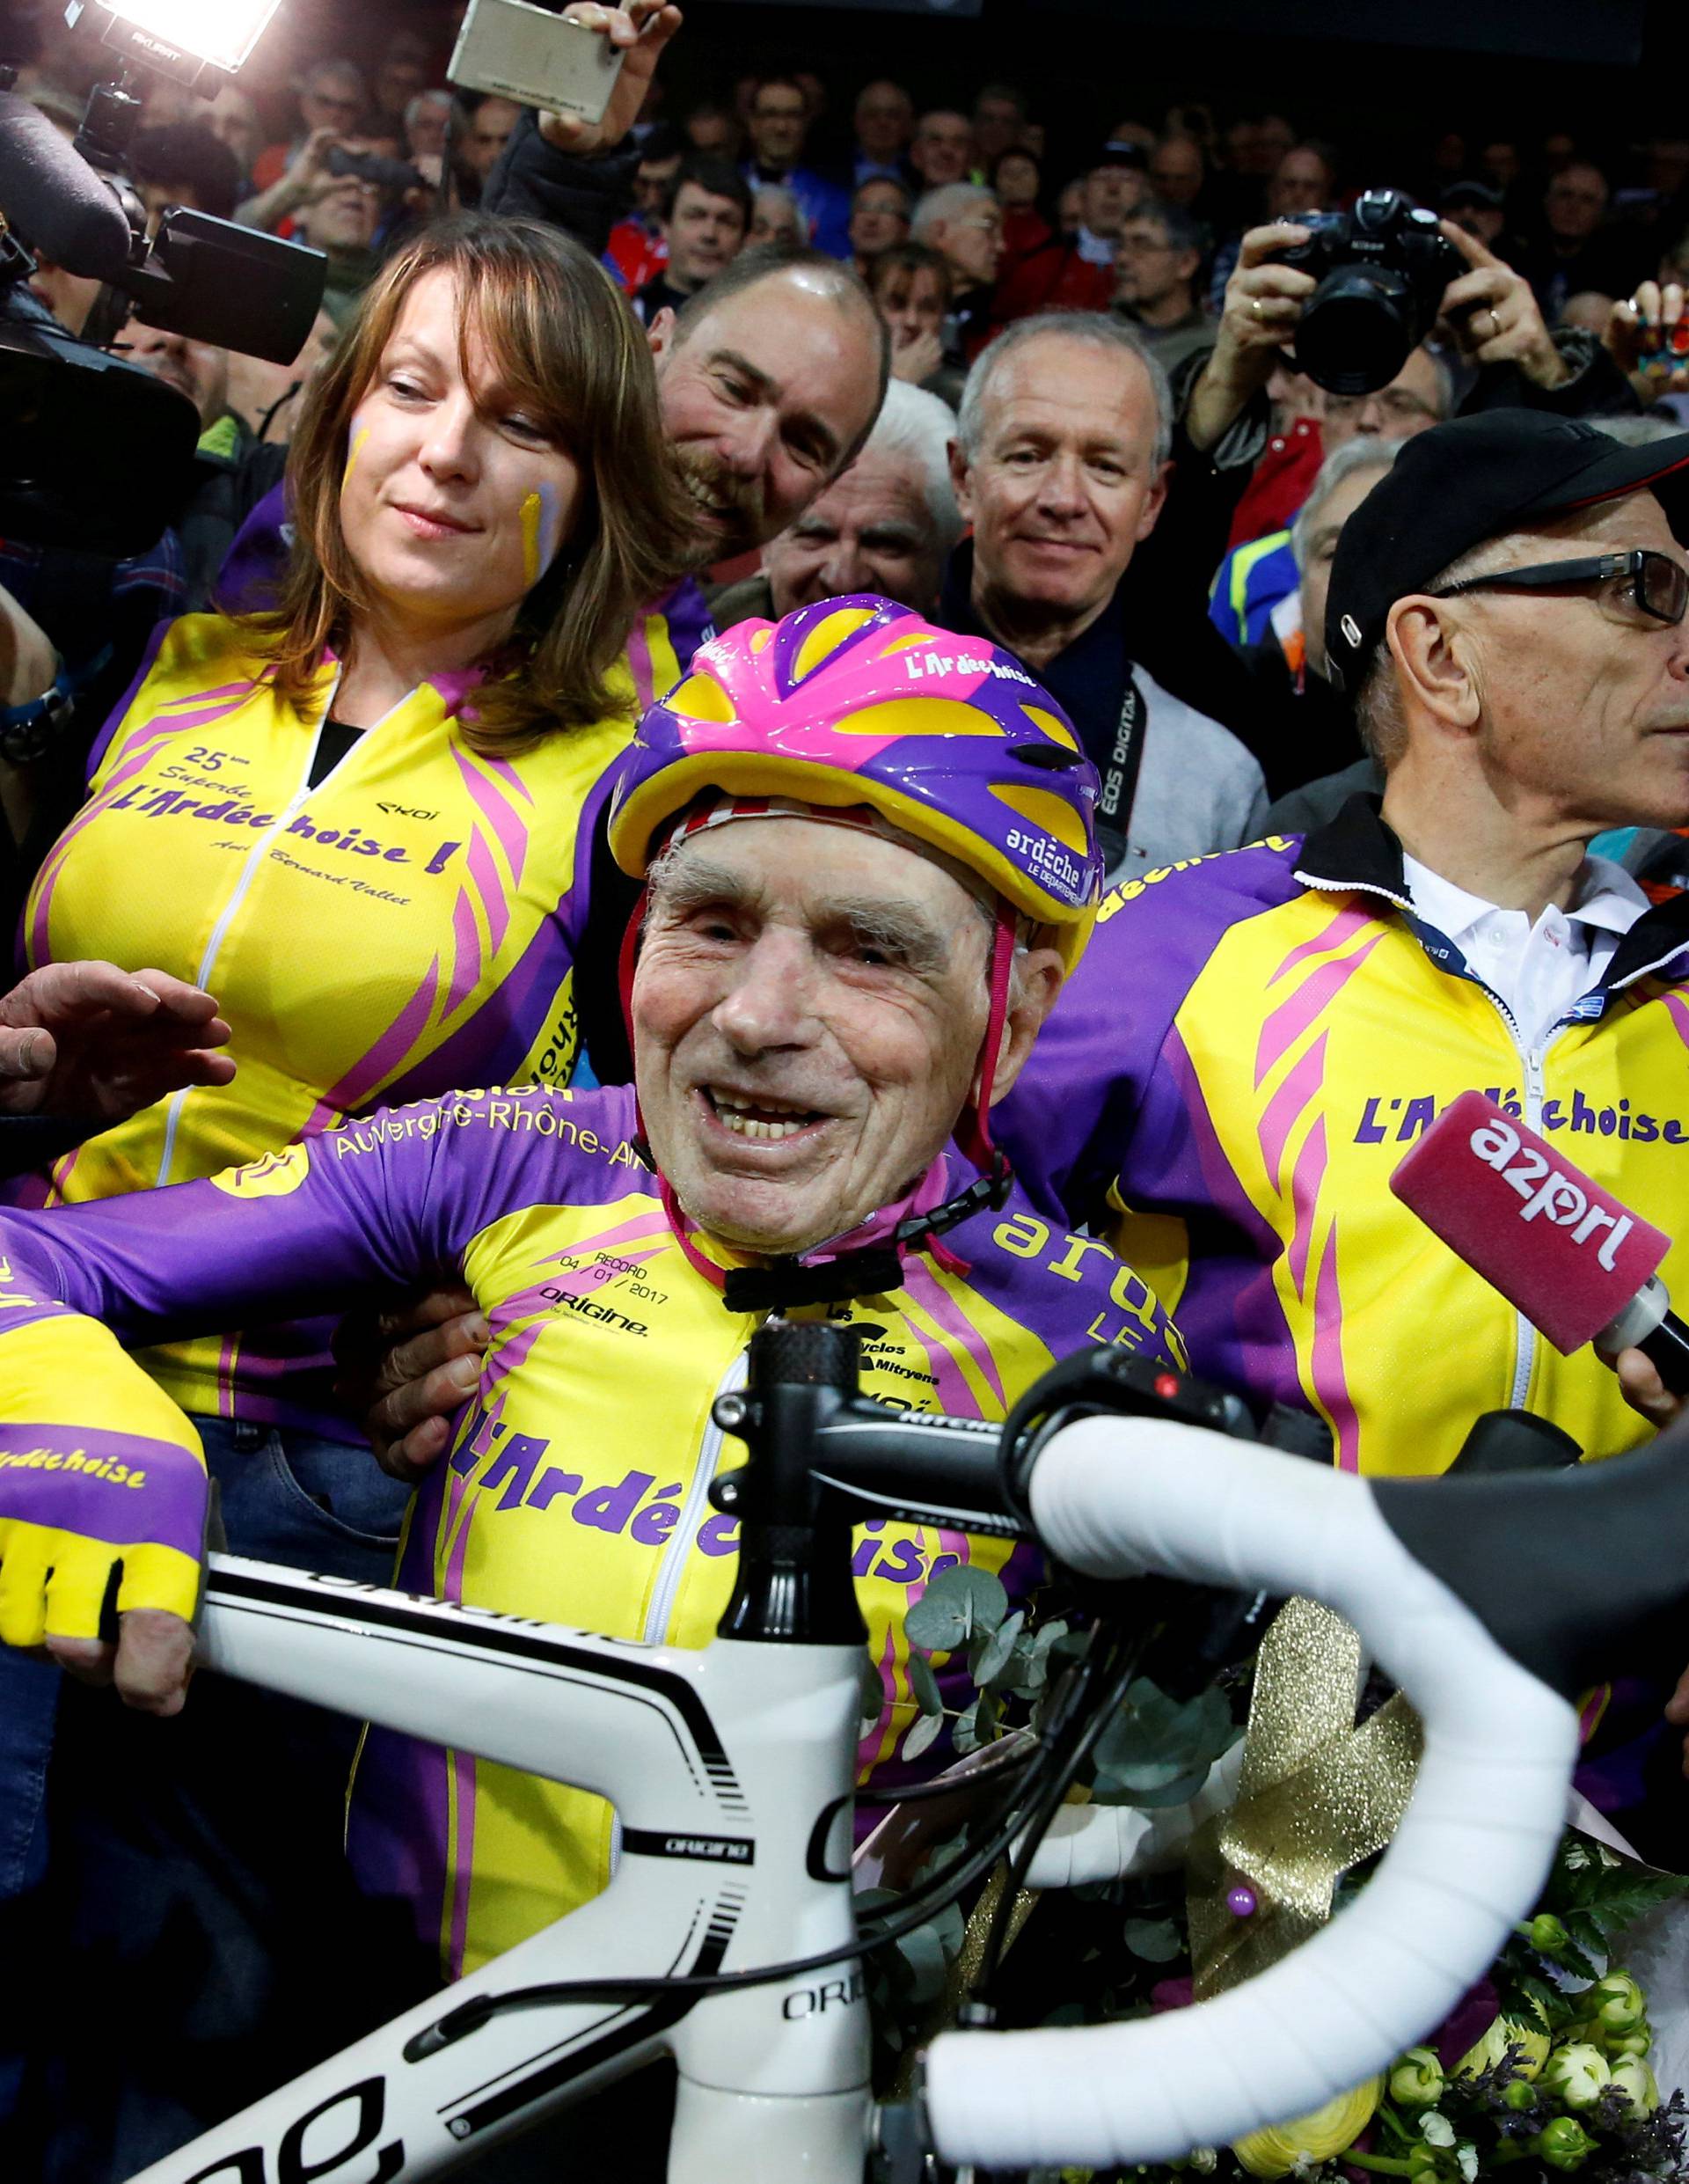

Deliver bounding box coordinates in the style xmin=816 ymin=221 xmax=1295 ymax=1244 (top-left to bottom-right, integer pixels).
xmin=640 ymin=1346 xmax=749 ymax=1646
xmin=150 ymin=666 xmax=370 ymax=1190
xmin=1472 ymin=984 xmax=1552 ymax=1413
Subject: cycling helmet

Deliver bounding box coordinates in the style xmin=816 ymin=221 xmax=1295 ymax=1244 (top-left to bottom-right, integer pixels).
xmin=607 ymin=593 xmax=1104 ymax=971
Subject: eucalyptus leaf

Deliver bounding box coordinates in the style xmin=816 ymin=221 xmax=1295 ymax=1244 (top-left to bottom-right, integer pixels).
xmin=1122 ymin=1916 xmax=1183 ymax=1962
xmin=971 ymin=1609 xmax=1026 ymax=1688
xmin=903 ymin=1565 xmax=1009 ymax=1653
xmin=902 ymin=1709 xmax=943 ymax=1762
xmin=894 ymin=1922 xmax=952 ymax=2006
xmin=907 ymin=1650 xmax=944 ymax=1718
xmin=1089 ymin=1677 xmax=1234 ymax=1806
xmin=954 ymin=1691 xmax=1000 ymax=1756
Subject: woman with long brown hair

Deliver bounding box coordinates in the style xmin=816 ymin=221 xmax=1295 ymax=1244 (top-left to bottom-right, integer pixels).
xmin=8 ymin=212 xmax=697 ymax=2179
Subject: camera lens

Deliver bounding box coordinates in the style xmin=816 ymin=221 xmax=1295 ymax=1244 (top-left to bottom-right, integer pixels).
xmin=1293 ymin=267 xmax=1417 ymax=396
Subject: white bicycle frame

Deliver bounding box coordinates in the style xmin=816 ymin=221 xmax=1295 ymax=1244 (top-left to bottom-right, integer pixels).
xmin=132 ymin=1375 xmax=1591 ymax=2184
xmin=135 ymin=1556 xmax=876 ymax=2184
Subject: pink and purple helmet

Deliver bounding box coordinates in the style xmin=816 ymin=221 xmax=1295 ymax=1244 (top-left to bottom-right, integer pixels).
xmin=607 ymin=594 xmax=1104 ymax=970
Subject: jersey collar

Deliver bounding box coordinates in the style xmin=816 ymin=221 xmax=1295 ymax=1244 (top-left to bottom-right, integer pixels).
xmin=1295 ymin=792 xmax=1689 ymax=1000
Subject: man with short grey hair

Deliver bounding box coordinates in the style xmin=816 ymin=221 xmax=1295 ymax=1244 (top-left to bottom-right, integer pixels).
xmin=1000 ymin=407 xmax=1689 ymax=1513
xmin=1112 ymin=196 xmax=1213 ymax=377
xmin=911 ymin=182 xmax=1003 ymax=361
xmin=713 ymin=380 xmax=961 ymax=624
xmin=940 ymin=314 xmax=1267 ymax=877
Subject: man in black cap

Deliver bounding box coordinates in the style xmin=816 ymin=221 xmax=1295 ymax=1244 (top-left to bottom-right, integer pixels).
xmin=992 ymin=410 xmax=1689 ymax=1522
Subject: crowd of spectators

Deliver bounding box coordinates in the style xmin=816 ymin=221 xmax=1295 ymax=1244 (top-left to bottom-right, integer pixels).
xmin=9 ymin=3 xmax=1689 ymax=876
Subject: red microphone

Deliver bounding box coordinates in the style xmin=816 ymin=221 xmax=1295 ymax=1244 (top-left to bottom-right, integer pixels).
xmin=1391 ymin=1090 xmax=1689 ymax=1392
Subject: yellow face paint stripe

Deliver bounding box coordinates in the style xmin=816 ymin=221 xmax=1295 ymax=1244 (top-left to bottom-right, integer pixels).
xmin=342 ymin=426 xmax=369 ymax=489
xmin=521 ymin=490 xmax=544 ymax=592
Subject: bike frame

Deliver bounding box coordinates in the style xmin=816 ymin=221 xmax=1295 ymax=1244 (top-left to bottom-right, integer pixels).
xmin=130 ymin=1329 xmax=1592 ymax=2184
xmin=135 ymin=1557 xmax=876 ymax=2184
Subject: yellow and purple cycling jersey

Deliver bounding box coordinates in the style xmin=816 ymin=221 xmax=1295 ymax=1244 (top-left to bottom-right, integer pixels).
xmin=0 ymin=1081 xmax=1181 ymax=1975
xmin=18 ymin=607 xmax=699 ymax=1433
xmin=998 ymin=799 xmax=1689 ymax=1478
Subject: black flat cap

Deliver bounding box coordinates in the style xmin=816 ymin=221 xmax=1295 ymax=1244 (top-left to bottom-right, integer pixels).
xmin=1325 ymin=410 xmax=1689 ymax=690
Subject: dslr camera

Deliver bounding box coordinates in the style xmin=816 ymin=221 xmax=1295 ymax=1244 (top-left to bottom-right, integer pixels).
xmin=1266 ymin=187 xmax=1463 ymax=396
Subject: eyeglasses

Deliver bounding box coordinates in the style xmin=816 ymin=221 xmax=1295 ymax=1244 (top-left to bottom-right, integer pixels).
xmin=1325 ymin=388 xmax=1441 ymax=423
xmin=1432 ymin=547 xmax=1689 ymax=625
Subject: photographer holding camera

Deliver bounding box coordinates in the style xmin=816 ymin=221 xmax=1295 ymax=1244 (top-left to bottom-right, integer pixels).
xmin=1188 ymin=193 xmax=1634 ymax=459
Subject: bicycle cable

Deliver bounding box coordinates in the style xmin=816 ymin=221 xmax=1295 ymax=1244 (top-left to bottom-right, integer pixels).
xmin=969 ymin=1624 xmax=1152 ymax=2006
xmin=403 ymin=1620 xmax=1133 ymax=2061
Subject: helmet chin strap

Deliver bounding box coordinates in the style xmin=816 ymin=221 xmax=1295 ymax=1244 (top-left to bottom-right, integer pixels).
xmin=619 ymin=893 xmax=1018 ymax=1313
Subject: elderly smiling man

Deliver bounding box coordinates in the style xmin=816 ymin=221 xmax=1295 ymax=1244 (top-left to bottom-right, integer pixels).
xmin=0 ymin=597 xmax=1180 ymax=2163
xmin=712 ymin=380 xmax=961 ymax=623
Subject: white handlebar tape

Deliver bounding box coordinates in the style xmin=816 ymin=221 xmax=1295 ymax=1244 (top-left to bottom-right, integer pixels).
xmin=924 ymin=1418 xmax=1578 ymax=2173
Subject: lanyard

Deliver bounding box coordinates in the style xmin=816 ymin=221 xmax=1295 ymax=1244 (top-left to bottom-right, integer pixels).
xmin=1093 ymin=666 xmax=1147 ymax=868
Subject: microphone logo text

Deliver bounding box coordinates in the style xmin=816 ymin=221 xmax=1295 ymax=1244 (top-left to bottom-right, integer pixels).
xmin=1469 ymin=1118 xmax=1634 ymax=1271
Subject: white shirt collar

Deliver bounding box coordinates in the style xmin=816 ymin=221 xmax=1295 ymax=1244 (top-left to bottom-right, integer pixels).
xmin=1400 ymin=852 xmax=1651 ymax=948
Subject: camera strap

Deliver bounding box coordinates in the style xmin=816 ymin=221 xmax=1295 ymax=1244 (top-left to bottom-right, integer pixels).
xmin=1094 ymin=664 xmax=1147 ymax=872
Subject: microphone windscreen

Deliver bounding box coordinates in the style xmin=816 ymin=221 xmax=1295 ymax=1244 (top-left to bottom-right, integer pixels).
xmin=1390 ymin=1090 xmax=1670 ymax=1354
xmin=0 ymin=92 xmax=132 ymax=282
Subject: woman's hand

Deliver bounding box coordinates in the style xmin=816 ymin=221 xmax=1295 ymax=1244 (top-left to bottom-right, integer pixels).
xmin=537 ymin=1 xmax=683 ymax=158
xmin=0 ymin=962 xmax=234 ymax=1120
xmin=1606 ymin=282 xmax=1689 ymax=403
xmin=889 ymin=328 xmax=944 ymax=385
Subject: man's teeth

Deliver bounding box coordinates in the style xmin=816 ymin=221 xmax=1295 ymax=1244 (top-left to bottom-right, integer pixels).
xmin=710 ymin=1092 xmax=818 ymax=1140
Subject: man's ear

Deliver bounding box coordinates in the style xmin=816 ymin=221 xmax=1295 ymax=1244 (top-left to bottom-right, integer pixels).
xmin=1388 ymin=595 xmax=1482 ymax=732
xmin=948 ymin=436 xmax=975 ymax=528
xmin=979 ymin=947 xmax=1065 ymax=1109
xmin=647 ymin=307 xmax=677 ymax=363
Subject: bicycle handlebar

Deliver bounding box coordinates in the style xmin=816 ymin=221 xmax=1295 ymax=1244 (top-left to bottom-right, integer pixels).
xmin=921 ymin=1414 xmax=1580 ymax=2173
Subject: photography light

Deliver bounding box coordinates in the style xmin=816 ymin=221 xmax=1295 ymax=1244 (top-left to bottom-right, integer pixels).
xmin=65 ymin=0 xmax=286 ymax=82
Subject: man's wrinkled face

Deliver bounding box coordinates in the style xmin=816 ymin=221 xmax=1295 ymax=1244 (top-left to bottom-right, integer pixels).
xmin=994 ymin=152 xmax=1039 ymax=209
xmin=850 ymin=180 xmax=910 ymax=260
xmin=301 ymin=71 xmax=363 ymax=136
xmin=463 ymin=97 xmax=520 ymax=180
xmin=634 ymin=151 xmax=683 ymax=216
xmin=652 ymin=271 xmax=881 ymax=558
xmin=1429 ymin=494 xmax=1689 ymax=833
xmin=1320 ymin=345 xmax=1445 ymax=452
xmin=665 ymin=183 xmax=746 ymax=289
xmin=1298 ymin=462 xmax=1390 ymax=678
xmin=749 ymin=85 xmax=807 ymax=168
xmin=1146 ymin=142 xmax=1200 ymax=208
xmin=205 ymin=85 xmax=259 ymax=167
xmin=301 ymin=176 xmax=381 ymax=254
xmin=119 ymin=317 xmax=230 ymax=429
xmin=1545 ymin=164 xmax=1608 ymax=242
xmin=633 ymin=820 xmax=995 ymax=1255
xmin=953 ymin=333 xmax=1168 ymax=626
xmin=973 ymin=96 xmax=1022 ymax=163
xmin=1113 ymin=216 xmax=1194 ymax=312
xmin=913 ymin=112 xmax=972 ymax=187
xmin=1267 ymin=150 xmax=1334 ymax=219
xmin=856 ymin=82 xmax=912 ymax=161
xmin=933 ymin=200 xmax=1004 ymax=288
xmin=764 ymin=445 xmax=943 ymax=616
xmin=1082 ymin=161 xmax=1145 ymax=238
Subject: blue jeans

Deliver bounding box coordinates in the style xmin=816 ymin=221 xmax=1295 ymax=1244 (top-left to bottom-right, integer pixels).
xmin=3 ymin=1419 xmax=426 ymax=2184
